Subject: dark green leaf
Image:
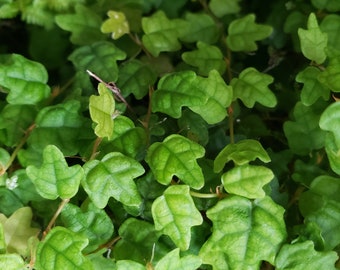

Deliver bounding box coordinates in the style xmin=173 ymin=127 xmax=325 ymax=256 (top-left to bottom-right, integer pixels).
xmin=209 ymin=0 xmax=241 ymax=17
xmin=311 ymin=0 xmax=340 ymax=12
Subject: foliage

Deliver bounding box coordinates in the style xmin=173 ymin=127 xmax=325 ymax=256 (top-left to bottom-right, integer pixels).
xmin=0 ymin=0 xmax=339 ymax=269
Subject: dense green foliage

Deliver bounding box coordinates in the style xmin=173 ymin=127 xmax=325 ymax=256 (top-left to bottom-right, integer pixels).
xmin=0 ymin=0 xmax=340 ymax=269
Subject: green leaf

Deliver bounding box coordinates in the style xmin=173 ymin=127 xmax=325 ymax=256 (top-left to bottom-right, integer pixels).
xmin=320 ymin=14 xmax=340 ymax=57
xmin=155 ymin=248 xmax=202 ymax=270
xmin=26 ymin=145 xmax=84 ymax=200
xmin=322 ymin=133 xmax=340 ymax=175
xmin=209 ymin=0 xmax=241 ymax=17
xmin=214 ymin=139 xmax=271 ymax=172
xmin=35 ymin=226 xmax=93 ymax=270
xmin=0 ymin=1 xmax=19 ymax=19
xmin=142 ymin=10 xmax=189 ymax=56
xmin=298 ymin=13 xmax=328 ymax=64
xmin=200 ymin=196 xmax=287 ymax=269
xmin=151 ymin=71 xmax=207 ymax=118
xmin=319 ymin=102 xmax=340 ymax=145
xmin=69 ymin=41 xmax=126 ymax=83
xmin=0 ymin=207 xmax=39 ymax=256
xmin=226 ymin=14 xmax=273 ymax=52
xmin=230 ymin=67 xmax=276 ymax=108
xmin=0 ymin=188 xmax=24 ymax=216
xmin=0 ymin=254 xmax=26 ymax=270
xmin=182 ymin=42 xmax=226 ymax=76
xmin=61 ymin=202 xmax=114 ymax=253
xmin=116 ymin=260 xmax=145 ymax=270
xmin=318 ymin=58 xmax=340 ymax=93
xmin=0 ymin=148 xmax=10 ymax=173
xmin=82 ymin=152 xmax=144 ymax=209
xmin=89 ymin=83 xmax=115 ymax=139
xmin=152 ymin=185 xmax=203 ymax=250
xmin=189 ymin=70 xmax=233 ymax=124
xmin=311 ymin=0 xmax=340 ymax=12
xmin=146 ymin=134 xmax=205 ymax=189
xmin=275 ymin=241 xmax=338 ymax=270
xmin=0 ymin=54 xmax=50 ymax=105
xmin=55 ymin=4 xmax=105 ymax=45
xmin=117 ymin=59 xmax=157 ymax=100
xmin=296 ymin=66 xmax=330 ymax=106
xmin=101 ymin=10 xmax=130 ymax=40
xmin=221 ymin=165 xmax=274 ymax=199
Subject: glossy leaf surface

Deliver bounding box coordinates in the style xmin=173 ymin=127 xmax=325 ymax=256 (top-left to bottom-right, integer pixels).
xmin=154 ymin=248 xmax=202 ymax=270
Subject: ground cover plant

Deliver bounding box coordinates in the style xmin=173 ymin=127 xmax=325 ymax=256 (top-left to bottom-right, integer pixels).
xmin=0 ymin=0 xmax=340 ymax=269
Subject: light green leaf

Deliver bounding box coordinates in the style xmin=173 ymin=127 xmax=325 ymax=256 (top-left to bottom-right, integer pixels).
xmin=200 ymin=196 xmax=287 ymax=269
xmin=117 ymin=59 xmax=157 ymax=100
xmin=89 ymin=83 xmax=115 ymax=139
xmin=152 ymin=185 xmax=203 ymax=250
xmin=155 ymin=248 xmax=202 ymax=270
xmin=209 ymin=0 xmax=241 ymax=17
xmin=55 ymin=4 xmax=105 ymax=45
xmin=101 ymin=10 xmax=130 ymax=39
xmin=0 ymin=1 xmax=19 ymax=19
xmin=0 ymin=207 xmax=39 ymax=256
xmin=222 ymin=165 xmax=274 ymax=199
xmin=26 ymin=145 xmax=84 ymax=200
xmin=146 ymin=134 xmax=205 ymax=189
xmin=318 ymin=58 xmax=340 ymax=92
xmin=319 ymin=102 xmax=340 ymax=144
xmin=82 ymin=152 xmax=144 ymax=209
xmin=142 ymin=10 xmax=189 ymax=56
xmin=230 ymin=67 xmax=276 ymax=108
xmin=61 ymin=202 xmax=114 ymax=253
xmin=320 ymin=14 xmax=340 ymax=57
xmin=69 ymin=41 xmax=126 ymax=82
xmin=189 ymin=70 xmax=232 ymax=124
xmin=276 ymin=241 xmax=338 ymax=270
xmin=0 ymin=223 xmax=5 ymax=254
xmin=116 ymin=260 xmax=145 ymax=270
xmin=151 ymin=71 xmax=207 ymax=118
xmin=35 ymin=227 xmax=93 ymax=270
xmin=296 ymin=66 xmax=330 ymax=106
xmin=298 ymin=13 xmax=328 ymax=64
xmin=0 ymin=148 xmax=10 ymax=174
xmin=182 ymin=42 xmax=226 ymax=76
xmin=0 ymin=254 xmax=25 ymax=270
xmin=311 ymin=0 xmax=340 ymax=12
xmin=226 ymin=14 xmax=273 ymax=52
xmin=214 ymin=139 xmax=271 ymax=172
xmin=0 ymin=54 xmax=50 ymax=105
xmin=322 ymin=133 xmax=340 ymax=175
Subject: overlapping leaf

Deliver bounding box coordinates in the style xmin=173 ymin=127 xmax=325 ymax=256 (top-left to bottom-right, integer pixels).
xmin=311 ymin=0 xmax=340 ymax=12
xmin=318 ymin=59 xmax=340 ymax=92
xmin=199 ymin=196 xmax=287 ymax=269
xmin=0 ymin=254 xmax=25 ymax=270
xmin=146 ymin=134 xmax=205 ymax=189
xmin=319 ymin=101 xmax=340 ymax=146
xmin=320 ymin=14 xmax=340 ymax=57
xmin=82 ymin=152 xmax=144 ymax=209
xmin=154 ymin=248 xmax=202 ymax=270
xmin=182 ymin=42 xmax=226 ymax=76
xmin=298 ymin=13 xmax=327 ymax=64
xmin=142 ymin=10 xmax=189 ymax=56
xmin=35 ymin=227 xmax=93 ymax=270
xmin=55 ymin=4 xmax=105 ymax=45
xmin=89 ymin=83 xmax=115 ymax=139
xmin=152 ymin=185 xmax=203 ymax=250
xmin=0 ymin=54 xmax=50 ymax=105
xmin=26 ymin=145 xmax=84 ymax=200
xmin=214 ymin=139 xmax=271 ymax=172
xmin=226 ymin=14 xmax=272 ymax=52
xmin=101 ymin=10 xmax=130 ymax=39
xmin=230 ymin=67 xmax=276 ymax=108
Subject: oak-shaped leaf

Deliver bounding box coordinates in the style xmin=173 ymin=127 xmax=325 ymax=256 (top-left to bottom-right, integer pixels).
xmin=152 ymin=185 xmax=203 ymax=250
xmin=318 ymin=59 xmax=340 ymax=92
xmin=0 ymin=54 xmax=50 ymax=105
xmin=199 ymin=196 xmax=286 ymax=269
xmin=320 ymin=14 xmax=340 ymax=57
xmin=230 ymin=67 xmax=276 ymax=108
xmin=209 ymin=0 xmax=241 ymax=17
xmin=146 ymin=134 xmax=205 ymax=189
xmin=0 ymin=254 xmax=25 ymax=270
xmin=61 ymin=202 xmax=114 ymax=253
xmin=154 ymin=248 xmax=202 ymax=269
xmin=296 ymin=66 xmax=330 ymax=106
xmin=182 ymin=42 xmax=226 ymax=76
xmin=35 ymin=227 xmax=93 ymax=270
xmin=101 ymin=10 xmax=130 ymax=39
xmin=226 ymin=14 xmax=272 ymax=52
xmin=82 ymin=152 xmax=144 ymax=209
xmin=55 ymin=4 xmax=105 ymax=45
xmin=89 ymin=83 xmax=115 ymax=139
xmin=275 ymin=241 xmax=338 ymax=270
xmin=298 ymin=13 xmax=327 ymax=64
xmin=26 ymin=145 xmax=84 ymax=200
xmin=142 ymin=10 xmax=189 ymax=56
xmin=69 ymin=41 xmax=126 ymax=82
xmin=0 ymin=207 xmax=39 ymax=256
xmin=222 ymin=165 xmax=274 ymax=199
xmin=214 ymin=139 xmax=271 ymax=172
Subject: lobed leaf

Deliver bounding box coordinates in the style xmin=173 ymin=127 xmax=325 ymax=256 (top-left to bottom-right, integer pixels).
xmin=146 ymin=134 xmax=205 ymax=189
xmin=230 ymin=67 xmax=276 ymax=108
xmin=155 ymin=248 xmax=202 ymax=270
xmin=26 ymin=145 xmax=84 ymax=200
xmin=0 ymin=254 xmax=25 ymax=270
xmin=319 ymin=101 xmax=340 ymax=146
xmin=82 ymin=152 xmax=144 ymax=209
xmin=320 ymin=14 xmax=340 ymax=57
xmin=116 ymin=260 xmax=145 ymax=270
xmin=101 ymin=10 xmax=130 ymax=40
xmin=152 ymin=185 xmax=203 ymax=250
xmin=0 ymin=54 xmax=50 ymax=105
xmin=318 ymin=58 xmax=340 ymax=92
xmin=226 ymin=14 xmax=272 ymax=52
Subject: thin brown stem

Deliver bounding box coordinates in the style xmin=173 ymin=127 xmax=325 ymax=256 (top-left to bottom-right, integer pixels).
xmin=89 ymin=137 xmax=103 ymax=161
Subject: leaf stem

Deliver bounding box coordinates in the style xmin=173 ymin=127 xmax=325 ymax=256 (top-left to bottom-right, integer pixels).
xmin=190 ymin=190 xmax=219 ymax=199
xmin=89 ymin=137 xmax=103 ymax=161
